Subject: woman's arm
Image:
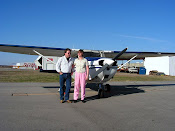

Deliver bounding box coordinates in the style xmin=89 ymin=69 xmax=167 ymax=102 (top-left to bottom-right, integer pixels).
xmin=86 ymin=65 xmax=89 ymax=80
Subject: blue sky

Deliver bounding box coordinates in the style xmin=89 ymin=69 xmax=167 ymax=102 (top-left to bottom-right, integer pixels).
xmin=0 ymin=0 xmax=175 ymax=65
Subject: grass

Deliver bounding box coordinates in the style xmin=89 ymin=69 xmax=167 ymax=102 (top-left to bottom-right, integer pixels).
xmin=0 ymin=68 xmax=175 ymax=82
xmin=0 ymin=69 xmax=59 ymax=82
xmin=112 ymin=72 xmax=175 ymax=81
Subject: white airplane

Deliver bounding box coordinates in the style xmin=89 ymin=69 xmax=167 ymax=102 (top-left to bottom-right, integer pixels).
xmin=1 ymin=43 xmax=175 ymax=97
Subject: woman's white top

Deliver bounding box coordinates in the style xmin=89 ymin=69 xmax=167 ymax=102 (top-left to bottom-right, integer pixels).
xmin=74 ymin=58 xmax=88 ymax=73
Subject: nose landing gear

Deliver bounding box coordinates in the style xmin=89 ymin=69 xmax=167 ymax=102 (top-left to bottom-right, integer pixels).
xmin=104 ymin=84 xmax=111 ymax=92
xmin=98 ymin=84 xmax=111 ymax=98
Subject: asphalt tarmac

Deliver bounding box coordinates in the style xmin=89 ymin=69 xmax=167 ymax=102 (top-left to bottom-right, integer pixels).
xmin=1 ymin=81 xmax=175 ymax=131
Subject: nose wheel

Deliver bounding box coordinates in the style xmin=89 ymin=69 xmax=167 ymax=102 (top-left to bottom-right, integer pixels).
xmin=104 ymin=84 xmax=111 ymax=92
xmin=98 ymin=84 xmax=111 ymax=98
xmin=98 ymin=88 xmax=104 ymax=98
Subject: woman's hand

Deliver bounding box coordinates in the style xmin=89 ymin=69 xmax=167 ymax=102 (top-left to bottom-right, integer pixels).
xmin=85 ymin=76 xmax=89 ymax=81
xmin=86 ymin=65 xmax=89 ymax=81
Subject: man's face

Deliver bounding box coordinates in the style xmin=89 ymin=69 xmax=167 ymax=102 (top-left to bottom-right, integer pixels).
xmin=65 ymin=50 xmax=71 ymax=58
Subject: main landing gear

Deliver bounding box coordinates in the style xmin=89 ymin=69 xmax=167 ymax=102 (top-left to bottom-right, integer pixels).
xmin=98 ymin=84 xmax=111 ymax=98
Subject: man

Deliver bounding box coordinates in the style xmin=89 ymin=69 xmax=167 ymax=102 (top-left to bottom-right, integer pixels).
xmin=56 ymin=48 xmax=74 ymax=103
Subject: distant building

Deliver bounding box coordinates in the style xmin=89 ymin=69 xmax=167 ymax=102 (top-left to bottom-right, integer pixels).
xmin=144 ymin=56 xmax=175 ymax=76
xmin=13 ymin=62 xmax=37 ymax=70
xmin=126 ymin=62 xmax=144 ymax=68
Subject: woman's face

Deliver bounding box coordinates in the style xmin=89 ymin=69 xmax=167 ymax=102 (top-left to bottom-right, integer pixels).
xmin=78 ymin=52 xmax=83 ymax=57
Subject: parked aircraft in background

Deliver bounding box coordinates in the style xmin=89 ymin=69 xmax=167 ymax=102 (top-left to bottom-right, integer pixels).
xmin=1 ymin=43 xmax=175 ymax=97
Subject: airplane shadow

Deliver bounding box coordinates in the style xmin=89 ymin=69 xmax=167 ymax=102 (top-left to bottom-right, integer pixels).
xmin=84 ymin=83 xmax=175 ymax=102
xmin=43 ymin=83 xmax=175 ymax=102
xmin=84 ymin=84 xmax=145 ymax=102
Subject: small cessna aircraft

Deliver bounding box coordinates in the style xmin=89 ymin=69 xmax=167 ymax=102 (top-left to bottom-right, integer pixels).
xmin=1 ymin=43 xmax=175 ymax=97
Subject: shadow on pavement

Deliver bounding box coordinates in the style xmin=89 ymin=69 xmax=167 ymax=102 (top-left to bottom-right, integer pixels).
xmin=84 ymin=83 xmax=175 ymax=102
xmin=43 ymin=83 xmax=175 ymax=102
xmin=85 ymin=84 xmax=145 ymax=102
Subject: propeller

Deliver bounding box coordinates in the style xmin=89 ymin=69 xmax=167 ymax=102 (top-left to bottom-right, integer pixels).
xmin=90 ymin=48 xmax=128 ymax=80
xmin=112 ymin=48 xmax=128 ymax=60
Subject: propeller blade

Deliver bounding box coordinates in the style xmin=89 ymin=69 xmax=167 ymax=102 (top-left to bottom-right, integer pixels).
xmin=112 ymin=48 xmax=128 ymax=60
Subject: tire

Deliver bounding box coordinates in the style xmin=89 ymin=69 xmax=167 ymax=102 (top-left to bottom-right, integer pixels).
xmin=98 ymin=89 xmax=104 ymax=98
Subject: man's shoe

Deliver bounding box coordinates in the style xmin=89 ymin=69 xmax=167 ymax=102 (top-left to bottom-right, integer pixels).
xmin=81 ymin=100 xmax=86 ymax=103
xmin=66 ymin=100 xmax=72 ymax=103
xmin=60 ymin=100 xmax=64 ymax=103
xmin=74 ymin=100 xmax=77 ymax=103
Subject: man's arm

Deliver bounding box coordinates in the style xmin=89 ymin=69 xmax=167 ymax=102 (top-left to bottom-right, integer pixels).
xmin=71 ymin=64 xmax=75 ymax=75
xmin=56 ymin=57 xmax=63 ymax=74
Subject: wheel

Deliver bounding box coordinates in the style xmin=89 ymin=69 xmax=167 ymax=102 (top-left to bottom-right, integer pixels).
xmin=104 ymin=84 xmax=111 ymax=92
xmin=98 ymin=89 xmax=104 ymax=98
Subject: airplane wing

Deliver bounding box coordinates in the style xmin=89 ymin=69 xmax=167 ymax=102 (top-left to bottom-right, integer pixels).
xmin=1 ymin=43 xmax=175 ymax=60
xmin=103 ymin=51 xmax=175 ymax=60
xmin=0 ymin=44 xmax=67 ymax=57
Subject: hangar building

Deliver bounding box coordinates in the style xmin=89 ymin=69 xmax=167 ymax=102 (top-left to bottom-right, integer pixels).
xmin=144 ymin=56 xmax=175 ymax=76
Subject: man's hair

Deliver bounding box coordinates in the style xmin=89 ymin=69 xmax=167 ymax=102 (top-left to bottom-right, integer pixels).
xmin=78 ymin=49 xmax=84 ymax=53
xmin=64 ymin=48 xmax=71 ymax=53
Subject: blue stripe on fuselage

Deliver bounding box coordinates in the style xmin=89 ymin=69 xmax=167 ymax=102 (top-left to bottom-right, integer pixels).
xmin=85 ymin=57 xmax=102 ymax=61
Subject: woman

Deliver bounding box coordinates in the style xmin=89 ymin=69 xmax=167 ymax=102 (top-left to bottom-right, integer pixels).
xmin=73 ymin=49 xmax=89 ymax=103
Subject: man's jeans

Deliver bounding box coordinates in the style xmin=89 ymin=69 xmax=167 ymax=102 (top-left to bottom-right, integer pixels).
xmin=59 ymin=73 xmax=71 ymax=101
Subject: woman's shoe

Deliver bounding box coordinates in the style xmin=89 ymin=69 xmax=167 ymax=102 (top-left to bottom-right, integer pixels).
xmin=81 ymin=100 xmax=86 ymax=103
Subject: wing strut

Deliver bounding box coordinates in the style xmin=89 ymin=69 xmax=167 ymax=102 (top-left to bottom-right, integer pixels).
xmin=117 ymin=55 xmax=137 ymax=70
xmin=33 ymin=50 xmax=56 ymax=64
xmin=99 ymin=51 xmax=105 ymax=57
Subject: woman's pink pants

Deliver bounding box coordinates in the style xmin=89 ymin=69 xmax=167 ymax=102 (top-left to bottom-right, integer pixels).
xmin=74 ymin=72 xmax=86 ymax=100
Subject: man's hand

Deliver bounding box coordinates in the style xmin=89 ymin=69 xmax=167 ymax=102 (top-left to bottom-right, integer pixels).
xmin=59 ymin=72 xmax=63 ymax=75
